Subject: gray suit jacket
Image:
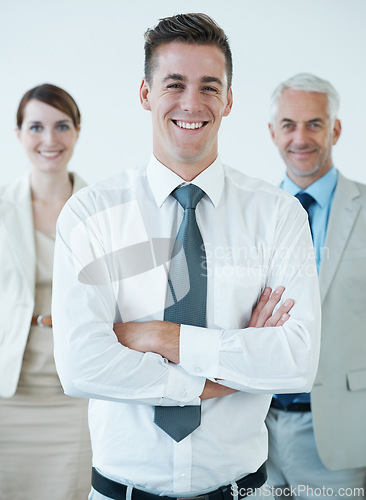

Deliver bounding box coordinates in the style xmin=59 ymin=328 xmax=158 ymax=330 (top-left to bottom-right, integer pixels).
xmin=311 ymin=172 xmax=366 ymax=470
xmin=0 ymin=172 xmax=86 ymax=398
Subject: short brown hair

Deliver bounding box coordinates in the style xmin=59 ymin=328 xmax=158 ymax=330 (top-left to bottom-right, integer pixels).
xmin=16 ymin=83 xmax=81 ymax=130
xmin=144 ymin=13 xmax=233 ymax=89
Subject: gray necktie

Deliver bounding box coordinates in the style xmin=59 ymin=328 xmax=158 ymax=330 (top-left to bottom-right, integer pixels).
xmin=154 ymin=184 xmax=206 ymax=442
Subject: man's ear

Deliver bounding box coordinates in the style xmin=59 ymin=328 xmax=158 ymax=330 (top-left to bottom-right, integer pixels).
xmin=223 ymin=87 xmax=233 ymax=117
xmin=140 ymin=78 xmax=151 ymax=111
xmin=332 ymin=119 xmax=342 ymax=145
xmin=268 ymin=123 xmax=277 ymax=144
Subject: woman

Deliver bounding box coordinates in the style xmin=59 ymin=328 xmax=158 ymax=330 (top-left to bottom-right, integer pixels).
xmin=0 ymin=84 xmax=92 ymax=499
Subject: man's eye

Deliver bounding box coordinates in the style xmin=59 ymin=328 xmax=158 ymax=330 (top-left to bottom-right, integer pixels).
xmin=202 ymin=86 xmax=217 ymax=92
xmin=167 ymin=83 xmax=183 ymax=89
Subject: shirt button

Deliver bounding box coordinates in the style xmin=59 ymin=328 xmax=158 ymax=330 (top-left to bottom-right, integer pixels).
xmin=195 ymin=367 xmax=202 ymax=373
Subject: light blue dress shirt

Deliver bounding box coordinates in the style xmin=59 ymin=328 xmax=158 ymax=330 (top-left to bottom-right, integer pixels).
xmin=279 ymin=166 xmax=338 ymax=403
xmin=281 ymin=166 xmax=338 ymax=273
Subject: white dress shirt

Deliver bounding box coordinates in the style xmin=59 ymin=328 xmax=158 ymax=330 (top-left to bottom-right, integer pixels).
xmin=52 ymin=156 xmax=320 ymax=495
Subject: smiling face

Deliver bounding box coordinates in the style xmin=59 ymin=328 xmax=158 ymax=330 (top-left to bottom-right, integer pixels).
xmin=140 ymin=42 xmax=233 ymax=180
xmin=17 ymin=99 xmax=80 ymax=174
xmin=269 ymin=88 xmax=341 ymax=188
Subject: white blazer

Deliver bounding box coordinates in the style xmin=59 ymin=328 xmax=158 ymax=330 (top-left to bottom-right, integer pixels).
xmin=0 ymin=172 xmax=86 ymax=398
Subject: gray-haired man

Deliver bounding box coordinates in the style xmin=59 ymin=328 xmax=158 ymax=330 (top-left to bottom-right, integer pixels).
xmin=267 ymin=73 xmax=366 ymax=498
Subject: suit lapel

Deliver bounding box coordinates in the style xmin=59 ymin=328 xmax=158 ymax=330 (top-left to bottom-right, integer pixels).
xmin=2 ymin=174 xmax=36 ymax=297
xmin=319 ymin=174 xmax=361 ymax=303
xmin=1 ymin=171 xmax=86 ymax=299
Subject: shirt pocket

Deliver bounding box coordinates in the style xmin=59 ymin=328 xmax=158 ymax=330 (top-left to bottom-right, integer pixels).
xmin=213 ymin=265 xmax=265 ymax=329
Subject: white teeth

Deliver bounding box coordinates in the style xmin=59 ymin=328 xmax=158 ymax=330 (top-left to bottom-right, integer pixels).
xmin=176 ymin=121 xmax=204 ymax=130
xmin=40 ymin=151 xmax=60 ymax=157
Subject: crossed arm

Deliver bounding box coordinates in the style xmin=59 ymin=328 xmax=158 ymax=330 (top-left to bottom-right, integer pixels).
xmin=114 ymin=286 xmax=294 ymax=400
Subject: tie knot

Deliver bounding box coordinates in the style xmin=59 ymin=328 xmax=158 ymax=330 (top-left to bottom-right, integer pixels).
xmin=295 ymin=192 xmax=315 ymax=213
xmin=172 ymin=184 xmax=205 ymax=210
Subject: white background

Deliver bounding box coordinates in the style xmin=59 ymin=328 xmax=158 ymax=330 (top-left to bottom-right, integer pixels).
xmin=1 ymin=0 xmax=366 ymax=187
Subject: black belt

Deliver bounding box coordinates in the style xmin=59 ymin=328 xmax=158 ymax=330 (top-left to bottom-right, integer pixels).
xmin=271 ymin=398 xmax=311 ymax=412
xmin=92 ymin=464 xmax=267 ymax=500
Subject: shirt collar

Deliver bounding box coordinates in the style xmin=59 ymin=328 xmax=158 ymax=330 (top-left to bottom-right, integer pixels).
xmin=281 ymin=166 xmax=338 ymax=208
xmin=146 ymin=154 xmax=224 ymax=208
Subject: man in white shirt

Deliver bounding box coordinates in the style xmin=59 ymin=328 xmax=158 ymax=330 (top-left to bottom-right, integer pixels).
xmin=266 ymin=73 xmax=366 ymax=498
xmin=52 ymin=14 xmax=321 ymax=500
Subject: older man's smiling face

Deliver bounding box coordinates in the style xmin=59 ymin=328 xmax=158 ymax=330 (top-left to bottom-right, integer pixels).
xmin=140 ymin=41 xmax=233 ymax=180
xmin=269 ymin=88 xmax=341 ymax=188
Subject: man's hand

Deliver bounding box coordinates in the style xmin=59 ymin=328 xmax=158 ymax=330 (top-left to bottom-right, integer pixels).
xmin=249 ymin=286 xmax=294 ymax=328
xmin=200 ymin=286 xmax=294 ymax=400
xmin=114 ymin=320 xmax=180 ymax=363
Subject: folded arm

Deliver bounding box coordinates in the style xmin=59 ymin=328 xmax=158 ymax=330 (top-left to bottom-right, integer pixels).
xmin=113 ymin=286 xmax=293 ymax=363
xmin=114 ymin=287 xmax=294 ymax=399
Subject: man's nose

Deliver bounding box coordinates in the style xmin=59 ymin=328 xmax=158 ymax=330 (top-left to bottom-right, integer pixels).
xmin=180 ymin=88 xmax=202 ymax=113
xmin=292 ymin=125 xmax=308 ymax=145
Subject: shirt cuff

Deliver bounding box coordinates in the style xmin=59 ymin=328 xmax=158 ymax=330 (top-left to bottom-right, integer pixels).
xmin=163 ymin=358 xmax=206 ymax=405
xmin=179 ymin=324 xmax=220 ymax=378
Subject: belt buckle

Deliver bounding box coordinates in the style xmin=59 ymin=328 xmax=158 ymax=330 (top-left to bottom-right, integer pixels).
xmin=37 ymin=315 xmax=50 ymax=328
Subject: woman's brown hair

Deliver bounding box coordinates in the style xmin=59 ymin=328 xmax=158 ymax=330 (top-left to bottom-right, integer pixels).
xmin=16 ymin=83 xmax=81 ymax=129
